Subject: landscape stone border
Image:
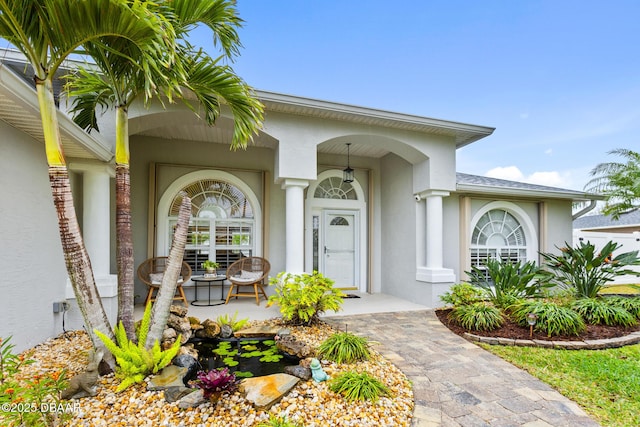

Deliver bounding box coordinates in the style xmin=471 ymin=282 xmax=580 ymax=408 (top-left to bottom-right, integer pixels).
xmin=464 ymin=331 xmax=640 ymax=349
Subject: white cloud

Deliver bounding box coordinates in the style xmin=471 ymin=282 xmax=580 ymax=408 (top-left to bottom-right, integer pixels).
xmin=486 ymin=166 xmax=573 ymax=188
xmin=486 ymin=166 xmax=525 ymax=181
xmin=544 ymin=148 xmax=553 ymax=155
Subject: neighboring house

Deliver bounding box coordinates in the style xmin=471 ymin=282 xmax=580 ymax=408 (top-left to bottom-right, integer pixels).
xmin=573 ymin=210 xmax=640 ymax=233
xmin=0 ymin=50 xmax=601 ymax=351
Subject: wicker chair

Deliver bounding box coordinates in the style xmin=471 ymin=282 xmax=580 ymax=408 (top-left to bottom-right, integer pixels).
xmin=225 ymin=256 xmax=270 ymax=305
xmin=137 ymin=257 xmax=192 ymax=307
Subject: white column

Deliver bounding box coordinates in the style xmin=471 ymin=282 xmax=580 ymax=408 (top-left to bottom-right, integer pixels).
xmin=415 ymin=195 xmax=426 ymax=267
xmin=282 ymin=179 xmax=309 ymax=273
xmin=83 ymin=167 xmax=111 ymax=278
xmin=65 ymin=162 xmax=118 ymax=329
xmin=425 ymin=191 xmax=445 ymax=269
xmin=416 ymin=190 xmax=455 ymax=283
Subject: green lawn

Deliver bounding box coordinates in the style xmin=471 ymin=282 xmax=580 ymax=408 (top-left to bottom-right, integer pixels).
xmin=599 ymin=284 xmax=640 ymax=295
xmin=482 ymin=343 xmax=640 ymax=427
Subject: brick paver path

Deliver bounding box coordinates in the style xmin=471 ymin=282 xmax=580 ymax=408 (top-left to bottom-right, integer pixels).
xmin=325 ymin=310 xmax=601 ymax=427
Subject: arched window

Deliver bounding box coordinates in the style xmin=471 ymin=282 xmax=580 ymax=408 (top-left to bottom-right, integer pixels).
xmin=314 ymin=177 xmax=357 ymax=200
xmin=470 ymin=209 xmax=527 ymax=268
xmin=167 ymin=179 xmax=255 ymax=273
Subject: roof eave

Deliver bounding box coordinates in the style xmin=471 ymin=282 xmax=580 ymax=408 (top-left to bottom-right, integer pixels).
xmin=0 ymin=62 xmax=112 ymax=162
xmin=256 ymin=90 xmax=495 ymax=146
xmin=456 ymin=183 xmax=604 ymax=202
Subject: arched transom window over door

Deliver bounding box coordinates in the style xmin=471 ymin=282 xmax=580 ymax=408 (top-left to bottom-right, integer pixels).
xmin=168 ymin=179 xmax=255 ymax=274
xmin=314 ymin=176 xmax=357 ymax=200
xmin=470 ymin=209 xmax=527 ymax=268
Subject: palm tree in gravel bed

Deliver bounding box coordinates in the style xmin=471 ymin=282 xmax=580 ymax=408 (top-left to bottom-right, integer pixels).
xmin=0 ymin=0 xmax=172 ymax=369
xmin=66 ymin=0 xmax=263 ymax=340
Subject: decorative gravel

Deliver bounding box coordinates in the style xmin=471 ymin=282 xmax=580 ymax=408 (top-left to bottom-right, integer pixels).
xmin=3 ymin=320 xmax=413 ymax=426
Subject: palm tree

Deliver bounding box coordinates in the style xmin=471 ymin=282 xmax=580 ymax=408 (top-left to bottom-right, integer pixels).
xmin=65 ymin=0 xmax=263 ymax=340
xmin=585 ymin=148 xmax=640 ymax=219
xmin=0 ymin=0 xmax=173 ymax=367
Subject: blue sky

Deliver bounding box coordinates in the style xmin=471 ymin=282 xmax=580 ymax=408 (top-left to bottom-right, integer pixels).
xmin=193 ymin=1 xmax=640 ymax=191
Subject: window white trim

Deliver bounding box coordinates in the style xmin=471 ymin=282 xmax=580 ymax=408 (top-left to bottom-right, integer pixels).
xmin=469 ymin=201 xmax=538 ymax=263
xmin=156 ymin=170 xmax=262 ymax=257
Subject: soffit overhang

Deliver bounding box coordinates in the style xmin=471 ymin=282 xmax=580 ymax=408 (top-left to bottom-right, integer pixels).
xmin=0 ymin=58 xmax=112 ymax=162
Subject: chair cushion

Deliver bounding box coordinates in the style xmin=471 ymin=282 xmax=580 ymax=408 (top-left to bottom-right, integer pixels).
xmin=240 ymin=270 xmax=263 ymax=281
xmin=149 ymin=273 xmax=183 ymax=285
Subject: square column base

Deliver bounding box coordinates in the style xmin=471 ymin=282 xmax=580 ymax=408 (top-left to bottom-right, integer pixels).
xmin=416 ymin=267 xmax=456 ymax=283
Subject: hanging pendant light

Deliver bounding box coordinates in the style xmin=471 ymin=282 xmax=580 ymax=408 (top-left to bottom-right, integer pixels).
xmin=343 ymin=143 xmax=354 ymax=183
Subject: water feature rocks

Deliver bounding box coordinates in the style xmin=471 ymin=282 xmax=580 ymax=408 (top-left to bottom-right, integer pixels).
xmin=173 ymin=354 xmax=200 ymax=383
xmin=164 ymin=386 xmax=195 ymax=403
xmin=177 ymin=389 xmax=206 ymax=409
xmin=240 ymin=373 xmax=299 ymax=409
xmin=284 ymin=364 xmax=311 ymax=380
xmin=195 ymin=319 xmax=221 ymax=339
xmin=219 ymin=324 xmax=233 ymax=339
xmin=148 ymin=365 xmax=189 ymax=390
xmin=275 ymin=335 xmax=313 ymax=359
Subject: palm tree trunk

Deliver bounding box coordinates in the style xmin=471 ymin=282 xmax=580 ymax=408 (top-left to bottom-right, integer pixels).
xmin=115 ymin=106 xmax=136 ymax=340
xmin=146 ymin=193 xmax=191 ymax=348
xmin=36 ymin=77 xmax=116 ymax=369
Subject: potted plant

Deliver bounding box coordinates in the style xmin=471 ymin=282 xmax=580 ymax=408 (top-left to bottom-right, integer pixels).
xmin=202 ymin=260 xmax=220 ymax=276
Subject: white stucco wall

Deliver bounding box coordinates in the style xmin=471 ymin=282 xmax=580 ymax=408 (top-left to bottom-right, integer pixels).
xmin=0 ymin=120 xmax=69 ymax=352
xmin=379 ymin=153 xmax=442 ymax=306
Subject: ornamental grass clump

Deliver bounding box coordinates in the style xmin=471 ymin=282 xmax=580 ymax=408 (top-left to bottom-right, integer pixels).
xmin=571 ymin=298 xmax=637 ymax=327
xmin=317 ymin=332 xmax=371 ymax=364
xmin=94 ymin=303 xmax=181 ymax=392
xmin=329 ymin=371 xmax=390 ymax=402
xmin=448 ymin=302 xmax=504 ymax=331
xmin=509 ymin=299 xmax=585 ymax=337
xmin=257 ymin=414 xmax=303 ymax=427
xmin=603 ymin=296 xmax=640 ymax=318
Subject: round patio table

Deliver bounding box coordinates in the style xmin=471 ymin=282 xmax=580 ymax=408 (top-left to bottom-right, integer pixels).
xmin=190 ymin=275 xmax=226 ymax=306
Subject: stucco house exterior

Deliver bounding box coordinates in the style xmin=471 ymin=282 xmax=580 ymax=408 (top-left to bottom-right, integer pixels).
xmin=0 ymin=50 xmax=600 ymax=351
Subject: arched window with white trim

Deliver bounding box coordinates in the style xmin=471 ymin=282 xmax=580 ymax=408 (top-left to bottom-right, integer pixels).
xmin=471 ymin=209 xmax=526 ymax=267
xmin=158 ymin=171 xmax=261 ymax=275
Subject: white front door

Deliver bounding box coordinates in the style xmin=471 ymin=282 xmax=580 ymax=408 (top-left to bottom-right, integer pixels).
xmin=322 ymin=210 xmax=358 ymax=289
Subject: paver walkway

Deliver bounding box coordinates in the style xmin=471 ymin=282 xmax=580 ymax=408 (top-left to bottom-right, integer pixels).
xmin=325 ymin=310 xmax=601 ymax=427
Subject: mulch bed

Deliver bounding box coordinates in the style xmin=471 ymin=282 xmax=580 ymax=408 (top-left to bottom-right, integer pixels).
xmin=435 ymin=308 xmax=640 ymax=341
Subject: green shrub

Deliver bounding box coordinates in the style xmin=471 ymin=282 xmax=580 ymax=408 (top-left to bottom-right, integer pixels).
xmin=257 ymin=414 xmax=303 ymax=427
xmin=317 ymin=332 xmax=370 ymax=364
xmin=571 ymin=298 xmax=637 ymax=327
xmin=440 ymin=283 xmax=484 ymax=306
xmin=329 ymin=371 xmax=390 ymax=402
xmin=603 ymin=296 xmax=640 ymax=318
xmin=466 ymin=258 xmax=551 ymax=308
xmin=448 ymin=302 xmax=504 ymax=331
xmin=267 ymin=271 xmax=345 ymax=326
xmin=0 ymin=336 xmax=70 ymax=426
xmin=540 ymin=240 xmax=640 ymax=299
xmin=509 ymin=299 xmax=586 ymax=337
xmin=94 ymin=303 xmax=181 ymax=392
xmin=216 ymin=311 xmax=249 ymax=332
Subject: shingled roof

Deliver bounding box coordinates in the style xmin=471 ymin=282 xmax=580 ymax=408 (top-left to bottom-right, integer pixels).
xmin=456 ymin=172 xmax=601 ymax=201
xmin=573 ymin=209 xmax=640 ymax=230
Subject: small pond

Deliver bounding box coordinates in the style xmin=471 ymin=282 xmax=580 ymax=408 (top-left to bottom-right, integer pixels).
xmin=192 ymin=337 xmax=300 ymax=378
